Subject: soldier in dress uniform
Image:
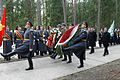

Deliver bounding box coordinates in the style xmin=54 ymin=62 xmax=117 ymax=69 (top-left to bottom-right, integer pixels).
xmin=38 ymin=26 xmax=47 ymax=56
xmin=33 ymin=26 xmax=40 ymax=56
xmin=3 ymin=26 xmax=13 ymax=61
xmin=1 ymin=21 xmax=34 ymax=70
xmin=64 ymin=22 xmax=88 ymax=68
xmin=98 ymin=28 xmax=103 ymax=47
xmin=14 ymin=26 xmax=24 ymax=59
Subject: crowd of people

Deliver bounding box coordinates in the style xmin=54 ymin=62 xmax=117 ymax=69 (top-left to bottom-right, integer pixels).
xmin=0 ymin=21 xmax=120 ymax=71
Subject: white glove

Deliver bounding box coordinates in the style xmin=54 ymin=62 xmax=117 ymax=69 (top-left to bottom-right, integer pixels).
xmin=29 ymin=49 xmax=33 ymax=51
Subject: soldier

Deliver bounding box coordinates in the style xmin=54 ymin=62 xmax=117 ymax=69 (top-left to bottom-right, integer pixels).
xmin=3 ymin=26 xmax=13 ymax=61
xmin=1 ymin=21 xmax=34 ymax=70
xmin=102 ymin=27 xmax=110 ymax=56
xmin=33 ymin=26 xmax=40 ymax=56
xmin=38 ymin=26 xmax=47 ymax=56
xmin=14 ymin=26 xmax=24 ymax=59
xmin=59 ymin=23 xmax=68 ymax=61
xmin=64 ymin=21 xmax=88 ymax=68
xmin=98 ymin=28 xmax=103 ymax=47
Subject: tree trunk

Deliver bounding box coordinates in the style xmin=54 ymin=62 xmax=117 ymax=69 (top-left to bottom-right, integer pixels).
xmin=73 ymin=0 xmax=77 ymax=25
xmin=0 ymin=0 xmax=3 ymax=20
xmin=116 ymin=0 xmax=118 ymax=27
xmin=97 ymin=0 xmax=101 ymax=40
xmin=37 ymin=0 xmax=42 ymax=26
xmin=62 ymin=0 xmax=67 ymax=26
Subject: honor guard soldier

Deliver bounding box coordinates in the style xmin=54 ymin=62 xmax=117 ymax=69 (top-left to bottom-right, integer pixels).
xmin=98 ymin=28 xmax=103 ymax=47
xmin=1 ymin=21 xmax=34 ymax=70
xmin=64 ymin=22 xmax=88 ymax=68
xmin=14 ymin=26 xmax=24 ymax=59
xmin=33 ymin=26 xmax=41 ymax=56
xmin=3 ymin=27 xmax=13 ymax=61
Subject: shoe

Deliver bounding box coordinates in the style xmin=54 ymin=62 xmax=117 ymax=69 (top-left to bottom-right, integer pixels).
xmin=67 ymin=61 xmax=72 ymax=63
xmin=62 ymin=59 xmax=67 ymax=61
xmin=0 ymin=53 xmax=8 ymax=57
xmin=77 ymin=65 xmax=84 ymax=68
xmin=103 ymin=54 xmax=106 ymax=56
xmin=58 ymin=56 xmax=63 ymax=59
xmin=89 ymin=52 xmax=92 ymax=54
xmin=25 ymin=67 xmax=33 ymax=71
xmin=50 ymin=55 xmax=55 ymax=59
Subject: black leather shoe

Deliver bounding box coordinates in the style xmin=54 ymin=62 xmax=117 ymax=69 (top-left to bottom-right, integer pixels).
xmin=58 ymin=56 xmax=63 ymax=59
xmin=50 ymin=55 xmax=55 ymax=59
xmin=62 ymin=59 xmax=67 ymax=61
xmin=103 ymin=54 xmax=106 ymax=56
xmin=67 ymin=61 xmax=72 ymax=63
xmin=0 ymin=53 xmax=8 ymax=57
xmin=77 ymin=65 xmax=84 ymax=68
xmin=25 ymin=67 xmax=33 ymax=71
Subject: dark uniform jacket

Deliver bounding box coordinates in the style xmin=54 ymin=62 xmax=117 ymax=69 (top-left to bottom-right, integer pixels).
xmin=66 ymin=29 xmax=87 ymax=50
xmin=14 ymin=30 xmax=24 ymax=48
xmin=3 ymin=31 xmax=13 ymax=54
xmin=14 ymin=28 xmax=34 ymax=56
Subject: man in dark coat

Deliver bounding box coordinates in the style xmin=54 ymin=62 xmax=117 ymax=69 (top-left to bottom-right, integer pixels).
xmin=1 ymin=21 xmax=34 ymax=70
xmin=102 ymin=27 xmax=110 ymax=56
xmin=88 ymin=28 xmax=97 ymax=54
xmin=3 ymin=27 xmax=13 ymax=61
xmin=64 ymin=22 xmax=88 ymax=68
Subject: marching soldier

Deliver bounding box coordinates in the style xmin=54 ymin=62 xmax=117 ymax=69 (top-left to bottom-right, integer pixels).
xmin=14 ymin=26 xmax=24 ymax=59
xmin=3 ymin=27 xmax=13 ymax=61
xmin=64 ymin=22 xmax=88 ymax=68
xmin=1 ymin=21 xmax=34 ymax=70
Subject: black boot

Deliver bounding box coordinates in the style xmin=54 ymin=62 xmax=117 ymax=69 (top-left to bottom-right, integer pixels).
xmin=1 ymin=53 xmax=9 ymax=57
xmin=77 ymin=58 xmax=84 ymax=68
xmin=40 ymin=52 xmax=44 ymax=56
xmin=25 ymin=67 xmax=33 ymax=71
xmin=77 ymin=65 xmax=84 ymax=68
xmin=67 ymin=55 xmax=72 ymax=63
xmin=50 ymin=53 xmax=57 ymax=59
xmin=26 ymin=54 xmax=33 ymax=71
xmin=58 ymin=55 xmax=63 ymax=59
